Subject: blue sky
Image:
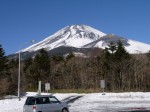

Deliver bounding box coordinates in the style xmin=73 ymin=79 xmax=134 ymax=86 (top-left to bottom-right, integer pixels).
xmin=0 ymin=0 xmax=150 ymax=55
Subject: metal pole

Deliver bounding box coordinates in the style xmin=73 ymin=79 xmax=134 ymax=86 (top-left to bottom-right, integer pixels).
xmin=17 ymin=40 xmax=35 ymax=101
xmin=18 ymin=51 xmax=21 ymax=101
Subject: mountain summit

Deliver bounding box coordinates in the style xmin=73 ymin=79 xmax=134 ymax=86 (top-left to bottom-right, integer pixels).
xmin=22 ymin=25 xmax=106 ymax=52
xmin=22 ymin=25 xmax=150 ymax=54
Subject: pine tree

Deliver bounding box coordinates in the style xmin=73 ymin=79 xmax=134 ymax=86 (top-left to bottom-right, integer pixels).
xmin=0 ymin=44 xmax=9 ymax=78
xmin=32 ymin=49 xmax=50 ymax=86
xmin=8 ymin=59 xmax=18 ymax=94
xmin=34 ymin=49 xmax=50 ymax=73
xmin=115 ymin=41 xmax=130 ymax=61
xmin=113 ymin=41 xmax=130 ymax=90
xmin=66 ymin=52 xmax=75 ymax=61
xmin=108 ymin=41 xmax=117 ymax=54
xmin=0 ymin=44 xmax=10 ymax=96
xmin=23 ymin=49 xmax=51 ymax=90
xmin=104 ymin=41 xmax=117 ymax=61
xmin=103 ymin=41 xmax=131 ymax=90
xmin=52 ymin=55 xmax=64 ymax=62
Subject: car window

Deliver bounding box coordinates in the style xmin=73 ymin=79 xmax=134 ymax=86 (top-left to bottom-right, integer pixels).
xmin=36 ymin=97 xmax=50 ymax=104
xmin=49 ymin=97 xmax=60 ymax=103
xmin=25 ymin=96 xmax=59 ymax=105
xmin=25 ymin=97 xmax=36 ymax=105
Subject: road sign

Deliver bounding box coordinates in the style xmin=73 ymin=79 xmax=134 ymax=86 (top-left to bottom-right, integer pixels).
xmin=100 ymin=80 xmax=105 ymax=88
xmin=45 ymin=83 xmax=50 ymax=91
xmin=100 ymin=80 xmax=105 ymax=94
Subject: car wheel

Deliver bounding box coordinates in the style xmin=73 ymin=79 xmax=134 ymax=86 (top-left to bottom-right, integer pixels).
xmin=62 ymin=108 xmax=69 ymax=112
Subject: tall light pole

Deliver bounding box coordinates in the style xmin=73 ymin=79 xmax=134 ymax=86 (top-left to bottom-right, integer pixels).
xmin=18 ymin=49 xmax=21 ymax=101
xmin=18 ymin=40 xmax=35 ymax=101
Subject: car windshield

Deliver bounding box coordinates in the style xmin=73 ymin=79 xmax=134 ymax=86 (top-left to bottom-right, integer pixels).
xmin=49 ymin=97 xmax=59 ymax=103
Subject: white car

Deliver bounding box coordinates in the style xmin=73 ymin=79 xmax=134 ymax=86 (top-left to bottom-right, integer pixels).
xmin=23 ymin=95 xmax=69 ymax=112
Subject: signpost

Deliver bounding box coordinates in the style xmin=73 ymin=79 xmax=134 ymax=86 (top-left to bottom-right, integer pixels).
xmin=100 ymin=80 xmax=105 ymax=95
xmin=38 ymin=81 xmax=41 ymax=95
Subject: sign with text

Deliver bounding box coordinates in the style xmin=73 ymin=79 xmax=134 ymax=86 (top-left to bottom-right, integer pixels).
xmin=100 ymin=80 xmax=105 ymax=88
xmin=45 ymin=83 xmax=50 ymax=91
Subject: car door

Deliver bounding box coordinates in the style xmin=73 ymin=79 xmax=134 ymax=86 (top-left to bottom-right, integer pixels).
xmin=49 ymin=96 xmax=63 ymax=112
xmin=36 ymin=97 xmax=53 ymax=112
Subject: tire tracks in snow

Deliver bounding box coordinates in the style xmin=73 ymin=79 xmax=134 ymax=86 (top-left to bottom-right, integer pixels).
xmin=61 ymin=95 xmax=83 ymax=104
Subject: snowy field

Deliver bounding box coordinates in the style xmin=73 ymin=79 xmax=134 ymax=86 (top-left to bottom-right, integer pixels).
xmin=1 ymin=92 xmax=150 ymax=112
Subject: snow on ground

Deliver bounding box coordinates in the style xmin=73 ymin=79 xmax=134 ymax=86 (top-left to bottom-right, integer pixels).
xmin=1 ymin=92 xmax=150 ymax=112
xmin=69 ymin=92 xmax=150 ymax=112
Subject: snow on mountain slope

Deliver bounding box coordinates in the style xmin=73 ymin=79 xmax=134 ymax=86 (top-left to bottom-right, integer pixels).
xmin=93 ymin=40 xmax=150 ymax=54
xmin=22 ymin=25 xmax=106 ymax=52
xmin=125 ymin=40 xmax=150 ymax=53
xmin=83 ymin=34 xmax=150 ymax=53
xmin=21 ymin=25 xmax=150 ymax=54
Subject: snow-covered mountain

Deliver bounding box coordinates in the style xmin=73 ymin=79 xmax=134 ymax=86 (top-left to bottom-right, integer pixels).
xmin=21 ymin=25 xmax=150 ymax=54
xmin=83 ymin=34 xmax=150 ymax=53
xmin=22 ymin=25 xmax=106 ymax=52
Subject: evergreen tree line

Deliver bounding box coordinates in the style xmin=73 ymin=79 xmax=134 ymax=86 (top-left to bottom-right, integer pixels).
xmin=0 ymin=41 xmax=150 ymax=97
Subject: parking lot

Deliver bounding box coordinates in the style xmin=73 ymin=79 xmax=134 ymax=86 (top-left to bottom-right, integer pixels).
xmin=1 ymin=92 xmax=150 ymax=112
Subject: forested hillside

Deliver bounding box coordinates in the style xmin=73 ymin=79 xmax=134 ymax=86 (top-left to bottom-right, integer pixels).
xmin=0 ymin=42 xmax=150 ymax=97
